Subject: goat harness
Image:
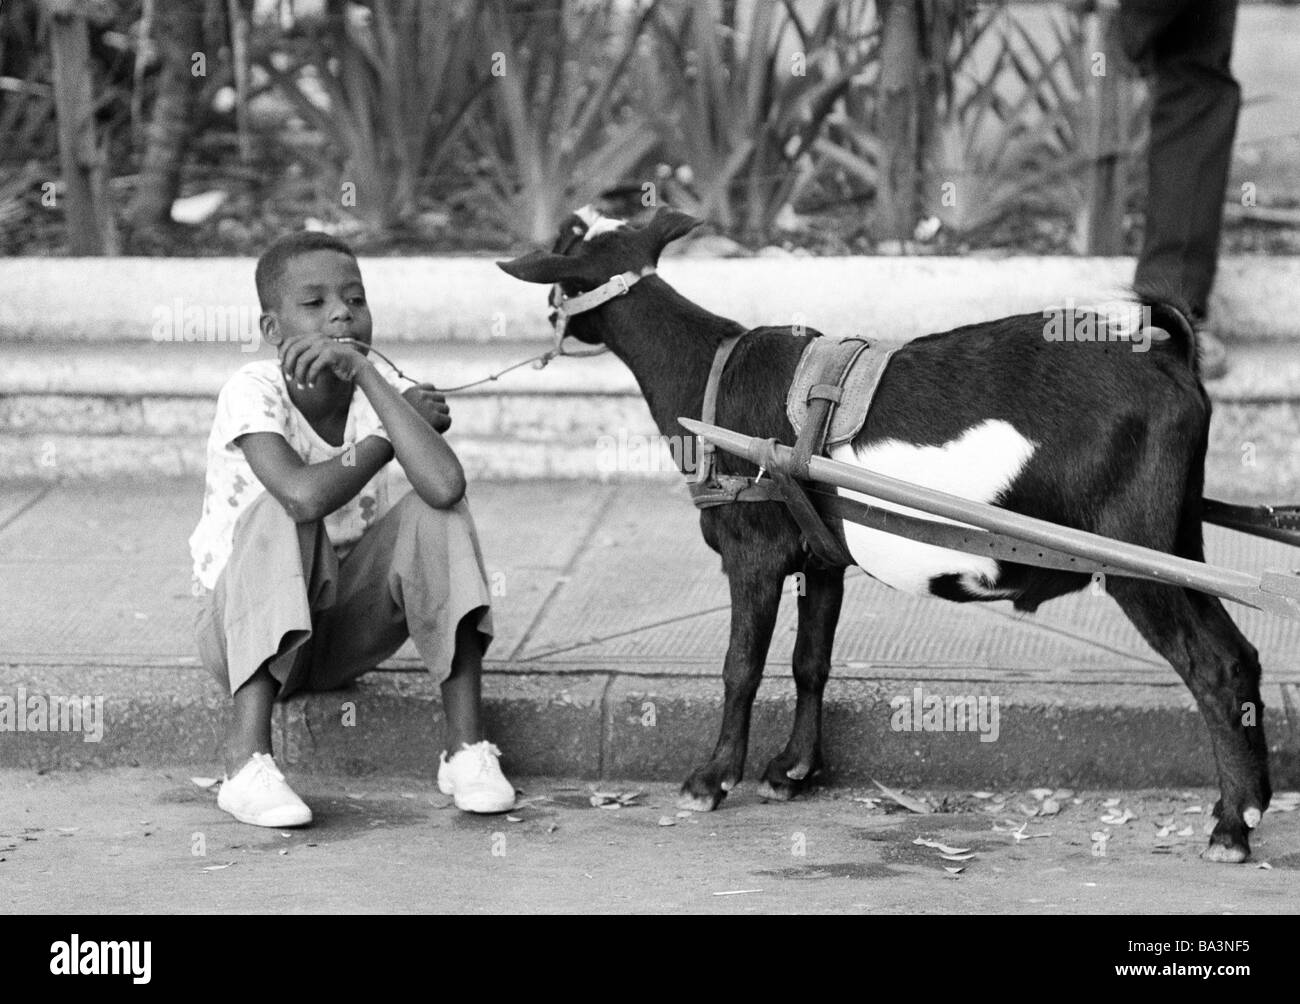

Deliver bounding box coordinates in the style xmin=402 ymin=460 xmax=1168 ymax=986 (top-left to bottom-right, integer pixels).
xmin=549 ymin=265 xmax=657 ymax=343
xmin=688 ymin=332 xmax=900 ymax=568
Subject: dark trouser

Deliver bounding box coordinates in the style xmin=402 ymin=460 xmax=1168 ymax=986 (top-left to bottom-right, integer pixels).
xmin=1120 ymin=0 xmax=1240 ymax=317
xmin=194 ymin=489 xmax=494 ymax=699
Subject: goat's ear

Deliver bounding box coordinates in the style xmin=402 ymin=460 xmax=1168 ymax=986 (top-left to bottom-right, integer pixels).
xmin=644 ymin=207 xmax=702 ymax=250
xmin=496 ymin=251 xmax=577 ymax=284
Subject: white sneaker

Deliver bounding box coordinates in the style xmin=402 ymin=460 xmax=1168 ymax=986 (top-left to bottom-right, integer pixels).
xmin=437 ymin=741 xmax=516 ymax=813
xmin=217 ymin=752 xmax=313 ymax=827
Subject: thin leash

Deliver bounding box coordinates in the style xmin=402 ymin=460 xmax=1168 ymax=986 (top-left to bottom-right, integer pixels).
xmin=331 ymin=337 xmax=607 ymax=394
xmin=326 ymin=265 xmax=653 ymax=393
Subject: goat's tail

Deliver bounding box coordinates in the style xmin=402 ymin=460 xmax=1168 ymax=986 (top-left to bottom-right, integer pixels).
xmin=1133 ymin=283 xmax=1198 ymax=376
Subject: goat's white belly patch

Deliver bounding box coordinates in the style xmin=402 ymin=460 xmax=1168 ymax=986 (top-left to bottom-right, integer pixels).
xmin=828 ymin=419 xmax=1037 ymax=597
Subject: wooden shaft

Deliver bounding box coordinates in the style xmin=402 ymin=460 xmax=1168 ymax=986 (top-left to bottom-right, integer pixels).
xmin=681 ymin=418 xmax=1265 ymax=604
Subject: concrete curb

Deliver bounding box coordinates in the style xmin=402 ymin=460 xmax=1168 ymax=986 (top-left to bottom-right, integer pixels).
xmin=2 ymin=665 xmax=1296 ymax=789
xmin=4 ymin=255 xmax=1299 ymax=343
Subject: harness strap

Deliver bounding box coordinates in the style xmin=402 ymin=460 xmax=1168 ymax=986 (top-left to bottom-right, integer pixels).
xmin=689 ymin=333 xmax=747 ymax=497
xmin=557 ymin=266 xmax=654 ymax=318
xmin=691 ymin=474 xmax=784 ymax=508
xmin=760 ymin=439 xmax=857 ymax=567
xmin=686 ymin=333 xmax=870 ymax=570
xmin=551 ymin=266 xmax=655 ymax=344
xmin=762 ymin=338 xmax=872 ymax=567
xmin=1202 ymin=499 xmax=1300 ymax=547
xmin=789 ymin=339 xmax=869 ymax=480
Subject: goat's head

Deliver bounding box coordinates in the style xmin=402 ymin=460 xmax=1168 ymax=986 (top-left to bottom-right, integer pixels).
xmin=497 ymin=205 xmax=702 ymax=344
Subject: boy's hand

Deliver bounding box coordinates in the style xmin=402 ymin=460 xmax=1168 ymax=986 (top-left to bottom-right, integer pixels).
xmin=402 ymin=383 xmax=452 ymax=433
xmin=279 ymin=335 xmax=371 ymax=388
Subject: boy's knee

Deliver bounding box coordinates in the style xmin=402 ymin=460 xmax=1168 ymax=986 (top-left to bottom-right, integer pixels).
xmin=240 ymin=488 xmax=297 ymax=528
xmin=231 ymin=489 xmax=323 ymax=570
xmin=396 ymin=491 xmax=475 ymax=540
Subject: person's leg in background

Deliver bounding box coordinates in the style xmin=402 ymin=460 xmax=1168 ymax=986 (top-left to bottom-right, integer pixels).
xmin=1120 ymin=0 xmax=1240 ymax=377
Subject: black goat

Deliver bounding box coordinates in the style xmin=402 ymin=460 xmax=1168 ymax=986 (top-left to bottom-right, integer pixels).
xmin=499 ymin=206 xmax=1270 ymax=863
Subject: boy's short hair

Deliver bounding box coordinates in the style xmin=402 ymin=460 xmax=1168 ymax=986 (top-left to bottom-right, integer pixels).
xmin=255 ymin=231 xmax=358 ymax=311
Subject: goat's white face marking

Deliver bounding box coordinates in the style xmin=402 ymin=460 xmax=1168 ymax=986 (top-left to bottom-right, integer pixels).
xmin=829 ymin=419 xmax=1037 ymax=597
xmin=574 ymin=205 xmax=626 ymax=241
xmin=584 ymin=217 xmax=626 ymax=241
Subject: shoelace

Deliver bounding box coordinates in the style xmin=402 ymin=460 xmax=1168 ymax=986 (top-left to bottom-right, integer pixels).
xmin=246 ymin=752 xmax=286 ymax=788
xmin=465 ymin=741 xmax=503 ymax=778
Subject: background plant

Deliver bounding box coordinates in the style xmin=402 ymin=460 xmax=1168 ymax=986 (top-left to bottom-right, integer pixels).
xmin=921 ymin=3 xmax=1148 ymax=248
xmin=639 ymin=0 xmax=875 ymax=243
xmin=260 ymin=0 xmax=488 ymax=230
xmin=461 ymin=0 xmax=661 ymax=246
xmin=7 ymin=0 xmax=1288 ymax=257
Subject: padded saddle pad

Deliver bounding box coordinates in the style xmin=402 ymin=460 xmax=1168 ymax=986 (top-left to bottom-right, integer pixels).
xmin=786 ymin=337 xmax=901 ymax=449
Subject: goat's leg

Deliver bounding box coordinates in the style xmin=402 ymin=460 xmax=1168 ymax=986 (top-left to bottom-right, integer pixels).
xmin=1184 ymin=588 xmax=1272 ymax=858
xmin=1108 ymin=578 xmax=1270 ymax=862
xmin=678 ymin=566 xmax=785 ymax=812
xmin=756 ymin=562 xmax=845 ymax=802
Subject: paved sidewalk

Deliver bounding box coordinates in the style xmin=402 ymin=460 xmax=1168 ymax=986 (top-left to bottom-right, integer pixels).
xmin=2 ymin=478 xmax=1300 ymax=786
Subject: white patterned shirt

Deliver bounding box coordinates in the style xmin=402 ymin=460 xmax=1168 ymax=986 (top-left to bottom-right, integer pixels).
xmin=189 ymin=358 xmax=406 ymax=590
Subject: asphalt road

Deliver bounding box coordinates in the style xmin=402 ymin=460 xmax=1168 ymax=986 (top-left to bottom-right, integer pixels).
xmin=2 ymin=769 xmax=1297 ymax=915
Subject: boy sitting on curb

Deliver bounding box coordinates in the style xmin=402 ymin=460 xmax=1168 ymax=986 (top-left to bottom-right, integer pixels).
xmin=189 ymin=231 xmax=515 ymax=826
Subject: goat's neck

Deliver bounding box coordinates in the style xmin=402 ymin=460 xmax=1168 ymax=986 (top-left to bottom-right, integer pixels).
xmin=577 ymin=275 xmax=745 ymax=449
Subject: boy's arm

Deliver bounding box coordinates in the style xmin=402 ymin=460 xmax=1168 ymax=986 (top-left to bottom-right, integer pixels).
xmin=353 ymin=363 xmax=466 ymax=508
xmin=237 ymin=431 xmax=394 ymax=524
xmin=281 ymin=338 xmax=467 ymax=509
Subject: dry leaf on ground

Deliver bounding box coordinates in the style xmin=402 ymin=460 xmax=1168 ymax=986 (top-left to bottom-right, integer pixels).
xmin=589 ymin=790 xmax=643 ymax=808
xmin=913 ymin=837 xmax=971 ymax=855
xmin=872 ymin=779 xmax=932 ymax=814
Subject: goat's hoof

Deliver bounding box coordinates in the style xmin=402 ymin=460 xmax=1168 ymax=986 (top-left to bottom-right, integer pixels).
xmin=1202 ymin=819 xmax=1251 ymax=864
xmin=678 ymin=765 xmax=735 ymax=812
xmin=756 ymin=780 xmax=793 ymax=802
xmin=676 ymin=792 xmax=720 ymax=812
xmin=757 ymin=752 xmax=820 ymax=803
xmin=756 ymin=766 xmax=813 ymax=803
xmin=1202 ymin=840 xmax=1250 ymax=864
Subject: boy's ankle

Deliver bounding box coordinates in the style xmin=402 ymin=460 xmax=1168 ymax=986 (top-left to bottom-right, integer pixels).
xmin=442 ymin=735 xmax=483 ymax=759
xmin=221 ymin=743 xmax=269 ymax=778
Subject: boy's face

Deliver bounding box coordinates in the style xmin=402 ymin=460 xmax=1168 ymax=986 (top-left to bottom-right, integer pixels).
xmin=261 ymin=250 xmax=373 ymax=371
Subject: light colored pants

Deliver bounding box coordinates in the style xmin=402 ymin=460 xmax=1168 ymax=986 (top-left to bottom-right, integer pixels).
xmin=194 ymin=489 xmax=493 ymax=699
